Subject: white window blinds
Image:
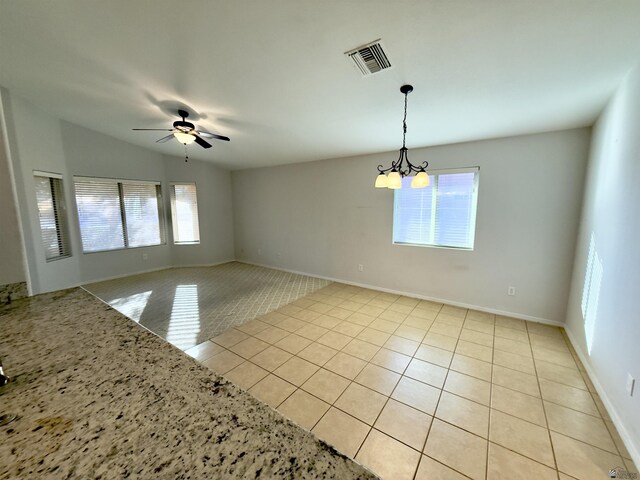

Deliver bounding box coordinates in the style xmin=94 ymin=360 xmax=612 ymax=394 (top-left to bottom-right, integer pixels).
xmin=75 ymin=180 xmax=124 ymax=252
xmin=393 ymin=167 xmax=479 ymax=250
xmin=122 ymin=183 xmax=162 ymax=247
xmin=74 ymin=177 xmax=164 ymax=253
xmin=34 ymin=174 xmax=71 ymax=260
xmin=170 ymin=183 xmax=200 ymax=244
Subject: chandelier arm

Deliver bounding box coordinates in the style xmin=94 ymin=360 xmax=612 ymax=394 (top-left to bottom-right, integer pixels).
xmin=398 ymin=148 xmax=410 ymax=177
xmin=395 ymin=149 xmax=406 ymax=176
xmin=403 ymin=152 xmax=429 ymax=174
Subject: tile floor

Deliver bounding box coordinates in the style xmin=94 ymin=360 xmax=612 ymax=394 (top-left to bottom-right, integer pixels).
xmin=187 ymin=282 xmax=638 ymax=480
xmin=83 ymin=262 xmax=330 ymax=350
xmin=85 ymin=263 xmax=637 ymax=479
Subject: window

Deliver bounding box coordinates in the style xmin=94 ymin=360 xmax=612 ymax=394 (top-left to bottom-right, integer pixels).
xmin=170 ymin=183 xmax=200 ymax=244
xmin=74 ymin=177 xmax=164 ymax=253
xmin=34 ymin=172 xmax=71 ymax=260
xmin=393 ymin=167 xmax=479 ymax=249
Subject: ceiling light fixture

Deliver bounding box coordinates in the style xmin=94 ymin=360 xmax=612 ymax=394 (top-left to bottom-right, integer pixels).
xmin=174 ymin=131 xmax=196 ymax=145
xmin=375 ymin=84 xmax=429 ymax=189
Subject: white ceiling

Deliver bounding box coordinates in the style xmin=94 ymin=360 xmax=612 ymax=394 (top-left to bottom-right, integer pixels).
xmin=1 ymin=1 xmax=640 ymax=170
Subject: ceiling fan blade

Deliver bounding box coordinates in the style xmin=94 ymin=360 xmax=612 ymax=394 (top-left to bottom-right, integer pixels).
xmin=194 ymin=134 xmax=212 ymax=149
xmin=132 ymin=128 xmax=174 ymax=131
xmin=196 ymin=130 xmax=230 ymax=142
xmin=156 ymin=134 xmax=174 ymax=143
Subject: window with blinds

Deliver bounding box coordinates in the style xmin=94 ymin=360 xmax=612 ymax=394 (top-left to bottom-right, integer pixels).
xmin=122 ymin=183 xmax=162 ymax=247
xmin=393 ymin=167 xmax=479 ymax=250
xmin=34 ymin=173 xmax=71 ymax=261
xmin=74 ymin=177 xmax=164 ymax=253
xmin=170 ymin=183 xmax=200 ymax=244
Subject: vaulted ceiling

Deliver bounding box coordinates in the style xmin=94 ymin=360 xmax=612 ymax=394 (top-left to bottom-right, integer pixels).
xmin=1 ymin=0 xmax=640 ymax=169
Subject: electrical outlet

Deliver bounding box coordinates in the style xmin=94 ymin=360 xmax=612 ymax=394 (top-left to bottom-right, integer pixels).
xmin=358 ymin=264 xmax=364 ymax=272
xmin=507 ymin=286 xmax=516 ymax=296
xmin=627 ymin=373 xmax=635 ymax=396
xmin=142 ymin=253 xmax=148 ymax=261
xmin=258 ymin=248 xmax=262 ymax=256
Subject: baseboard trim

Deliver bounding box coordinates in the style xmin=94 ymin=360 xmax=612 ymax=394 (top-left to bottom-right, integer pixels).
xmin=80 ymin=266 xmax=171 ymax=286
xmin=237 ymin=259 xmax=563 ymax=327
xmin=563 ymin=328 xmax=640 ymax=468
xmin=79 ymin=260 xmax=237 ymax=287
xmin=169 ymin=259 xmax=236 ymax=269
xmin=76 ymin=258 xmax=562 ymax=327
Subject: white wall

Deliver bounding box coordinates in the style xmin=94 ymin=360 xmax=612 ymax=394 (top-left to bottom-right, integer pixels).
xmin=1 ymin=88 xmax=82 ymax=293
xmin=232 ymin=128 xmax=590 ymax=323
xmin=58 ymin=120 xmax=173 ymax=283
xmin=565 ymin=63 xmax=640 ymax=463
xmin=164 ymin=155 xmax=235 ymax=266
xmin=0 ymin=97 xmax=27 ymax=286
xmin=1 ymin=88 xmax=235 ymax=293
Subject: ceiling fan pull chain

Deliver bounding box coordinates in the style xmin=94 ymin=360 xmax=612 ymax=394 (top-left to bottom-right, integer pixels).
xmin=184 ymin=144 xmax=189 ymax=162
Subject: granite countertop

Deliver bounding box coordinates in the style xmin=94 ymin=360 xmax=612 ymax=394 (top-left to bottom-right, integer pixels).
xmin=0 ymin=288 xmax=378 ymax=479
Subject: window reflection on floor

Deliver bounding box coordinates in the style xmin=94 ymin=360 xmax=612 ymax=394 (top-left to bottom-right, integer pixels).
xmin=166 ymin=284 xmax=201 ymax=350
xmin=109 ymin=291 xmax=152 ymax=323
xmin=83 ymin=263 xmax=331 ymax=350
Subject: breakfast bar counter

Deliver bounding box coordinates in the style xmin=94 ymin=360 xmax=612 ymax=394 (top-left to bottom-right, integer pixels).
xmin=0 ymin=288 xmax=377 ymax=479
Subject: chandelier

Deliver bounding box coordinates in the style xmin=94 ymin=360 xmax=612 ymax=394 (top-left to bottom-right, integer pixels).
xmin=375 ymin=84 xmax=429 ymax=189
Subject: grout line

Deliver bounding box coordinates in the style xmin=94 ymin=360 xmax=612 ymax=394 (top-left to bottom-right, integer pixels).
xmin=260 ymin=288 xmax=592 ymax=476
xmin=228 ymin=343 xmax=568 ymax=475
xmin=412 ymin=302 xmax=461 ymax=480
xmin=484 ymin=313 xmax=496 ymax=480
xmin=525 ymin=320 xmax=560 ymax=477
xmin=352 ymin=301 xmax=445 ymax=476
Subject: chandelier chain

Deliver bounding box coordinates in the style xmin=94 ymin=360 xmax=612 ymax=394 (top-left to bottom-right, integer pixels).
xmin=402 ymin=91 xmax=408 ymax=149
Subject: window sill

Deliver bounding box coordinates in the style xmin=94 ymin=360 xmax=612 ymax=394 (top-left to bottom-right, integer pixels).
xmin=392 ymin=242 xmax=474 ymax=251
xmin=45 ymin=254 xmax=72 ymax=263
xmin=81 ymin=243 xmax=166 ymax=254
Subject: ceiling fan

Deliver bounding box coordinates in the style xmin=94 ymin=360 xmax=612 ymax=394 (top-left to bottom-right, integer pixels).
xmin=132 ymin=109 xmax=230 ymax=149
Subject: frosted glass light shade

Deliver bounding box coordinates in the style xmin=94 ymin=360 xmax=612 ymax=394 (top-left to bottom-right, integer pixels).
xmin=174 ymin=131 xmax=196 ymax=145
xmin=387 ymin=171 xmax=402 ymax=189
xmin=375 ymin=173 xmax=388 ymax=188
xmin=411 ymin=171 xmax=430 ymax=188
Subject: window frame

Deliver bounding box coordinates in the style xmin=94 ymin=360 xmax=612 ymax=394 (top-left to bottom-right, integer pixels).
xmin=169 ymin=182 xmax=201 ymax=245
xmin=73 ymin=176 xmax=166 ymax=254
xmin=392 ymin=166 xmax=480 ymax=251
xmin=33 ymin=170 xmax=72 ymax=262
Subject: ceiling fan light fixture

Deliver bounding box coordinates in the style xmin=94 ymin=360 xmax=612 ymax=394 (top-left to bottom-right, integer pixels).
xmin=132 ymin=109 xmax=230 ymax=152
xmin=174 ymin=131 xmax=196 ymax=145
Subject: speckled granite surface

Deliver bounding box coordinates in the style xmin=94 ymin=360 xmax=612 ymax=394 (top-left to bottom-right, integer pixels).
xmin=0 ymin=288 xmax=378 ymax=479
xmin=0 ymin=281 xmax=28 ymax=305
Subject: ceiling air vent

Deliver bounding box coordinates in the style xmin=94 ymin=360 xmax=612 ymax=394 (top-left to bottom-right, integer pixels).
xmin=345 ymin=40 xmax=392 ymax=76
